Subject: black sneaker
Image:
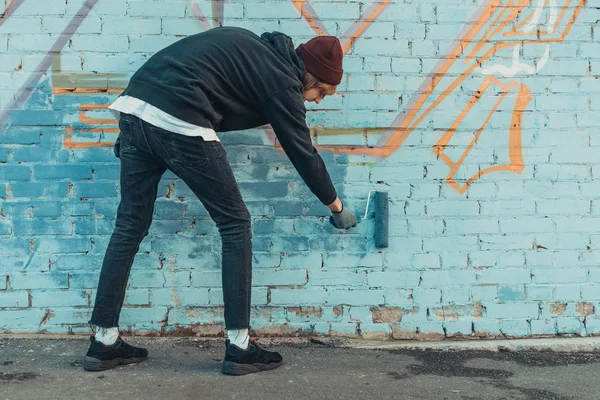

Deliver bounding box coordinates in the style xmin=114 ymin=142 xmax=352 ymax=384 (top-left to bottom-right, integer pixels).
xmin=83 ymin=335 xmax=148 ymax=372
xmin=222 ymin=339 xmax=283 ymax=375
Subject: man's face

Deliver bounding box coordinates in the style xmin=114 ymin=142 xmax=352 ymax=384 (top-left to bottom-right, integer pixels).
xmin=302 ymin=87 xmax=327 ymax=104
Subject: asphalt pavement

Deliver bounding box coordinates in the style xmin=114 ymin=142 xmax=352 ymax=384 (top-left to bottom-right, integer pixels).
xmin=2 ymin=336 xmax=600 ymax=400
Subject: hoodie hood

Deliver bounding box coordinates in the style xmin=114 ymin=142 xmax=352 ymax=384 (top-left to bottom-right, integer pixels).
xmin=261 ymin=31 xmax=306 ymax=85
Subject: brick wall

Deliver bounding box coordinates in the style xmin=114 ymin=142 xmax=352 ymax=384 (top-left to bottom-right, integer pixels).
xmin=0 ymin=0 xmax=599 ymax=339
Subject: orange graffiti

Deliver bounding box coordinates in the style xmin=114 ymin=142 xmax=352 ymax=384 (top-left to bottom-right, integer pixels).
xmin=293 ymin=0 xmax=390 ymax=53
xmin=78 ymin=103 xmax=116 ymax=125
xmin=313 ymin=0 xmax=584 ymax=193
xmin=293 ymin=1 xmax=327 ymax=36
xmin=0 ymin=0 xmax=25 ymax=20
xmin=264 ymin=0 xmax=391 ymax=151
xmin=63 ymin=102 xmax=120 ymax=149
xmin=56 ymin=0 xmax=586 ymax=194
xmin=64 ymin=126 xmax=119 ymax=149
xmin=433 ymin=77 xmax=532 ymax=193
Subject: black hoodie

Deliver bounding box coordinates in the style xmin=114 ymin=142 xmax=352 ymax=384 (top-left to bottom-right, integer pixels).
xmin=121 ymin=27 xmax=337 ymax=206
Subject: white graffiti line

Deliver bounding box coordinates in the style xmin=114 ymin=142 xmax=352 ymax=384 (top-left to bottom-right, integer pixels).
xmin=481 ymin=45 xmax=531 ymax=76
xmin=524 ymin=0 xmax=546 ymax=32
xmin=481 ymin=44 xmax=550 ymax=76
xmin=548 ymin=0 xmax=559 ymax=32
xmin=482 ymin=0 xmax=557 ymax=77
xmin=536 ymin=44 xmax=551 ymax=71
xmin=526 ymin=0 xmax=559 ymax=33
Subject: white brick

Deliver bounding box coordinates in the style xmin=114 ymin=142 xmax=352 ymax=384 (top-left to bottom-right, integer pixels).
xmin=129 ymin=35 xmax=181 ymax=52
xmin=128 ymin=1 xmax=186 ymax=17
xmin=70 ymin=35 xmax=129 ymax=52
xmin=102 ymin=18 xmax=162 ymax=35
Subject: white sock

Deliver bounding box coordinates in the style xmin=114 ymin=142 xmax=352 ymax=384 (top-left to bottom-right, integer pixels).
xmin=227 ymin=329 xmax=249 ymax=349
xmin=95 ymin=327 xmax=119 ymax=346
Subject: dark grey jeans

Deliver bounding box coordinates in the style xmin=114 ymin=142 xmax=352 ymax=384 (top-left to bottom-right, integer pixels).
xmin=90 ymin=113 xmax=252 ymax=330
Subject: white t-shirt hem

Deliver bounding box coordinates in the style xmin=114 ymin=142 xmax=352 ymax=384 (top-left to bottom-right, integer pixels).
xmin=109 ymin=96 xmax=220 ymax=142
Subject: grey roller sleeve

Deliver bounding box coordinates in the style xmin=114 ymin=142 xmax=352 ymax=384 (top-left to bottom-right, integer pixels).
xmin=329 ymin=206 xmax=358 ymax=230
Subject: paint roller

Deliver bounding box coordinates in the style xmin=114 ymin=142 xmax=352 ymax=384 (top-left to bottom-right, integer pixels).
xmin=357 ymin=190 xmax=389 ymax=248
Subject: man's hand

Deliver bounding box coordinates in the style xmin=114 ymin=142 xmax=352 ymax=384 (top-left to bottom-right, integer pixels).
xmin=329 ymin=205 xmax=358 ymax=230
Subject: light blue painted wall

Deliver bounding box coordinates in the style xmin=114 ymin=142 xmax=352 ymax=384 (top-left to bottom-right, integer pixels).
xmin=0 ymin=0 xmax=598 ymax=339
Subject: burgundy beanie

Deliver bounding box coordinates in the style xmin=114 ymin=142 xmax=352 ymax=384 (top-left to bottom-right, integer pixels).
xmin=296 ymin=36 xmax=344 ymax=85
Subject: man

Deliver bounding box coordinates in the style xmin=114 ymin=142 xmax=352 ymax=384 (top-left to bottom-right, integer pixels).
xmin=83 ymin=27 xmax=358 ymax=376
